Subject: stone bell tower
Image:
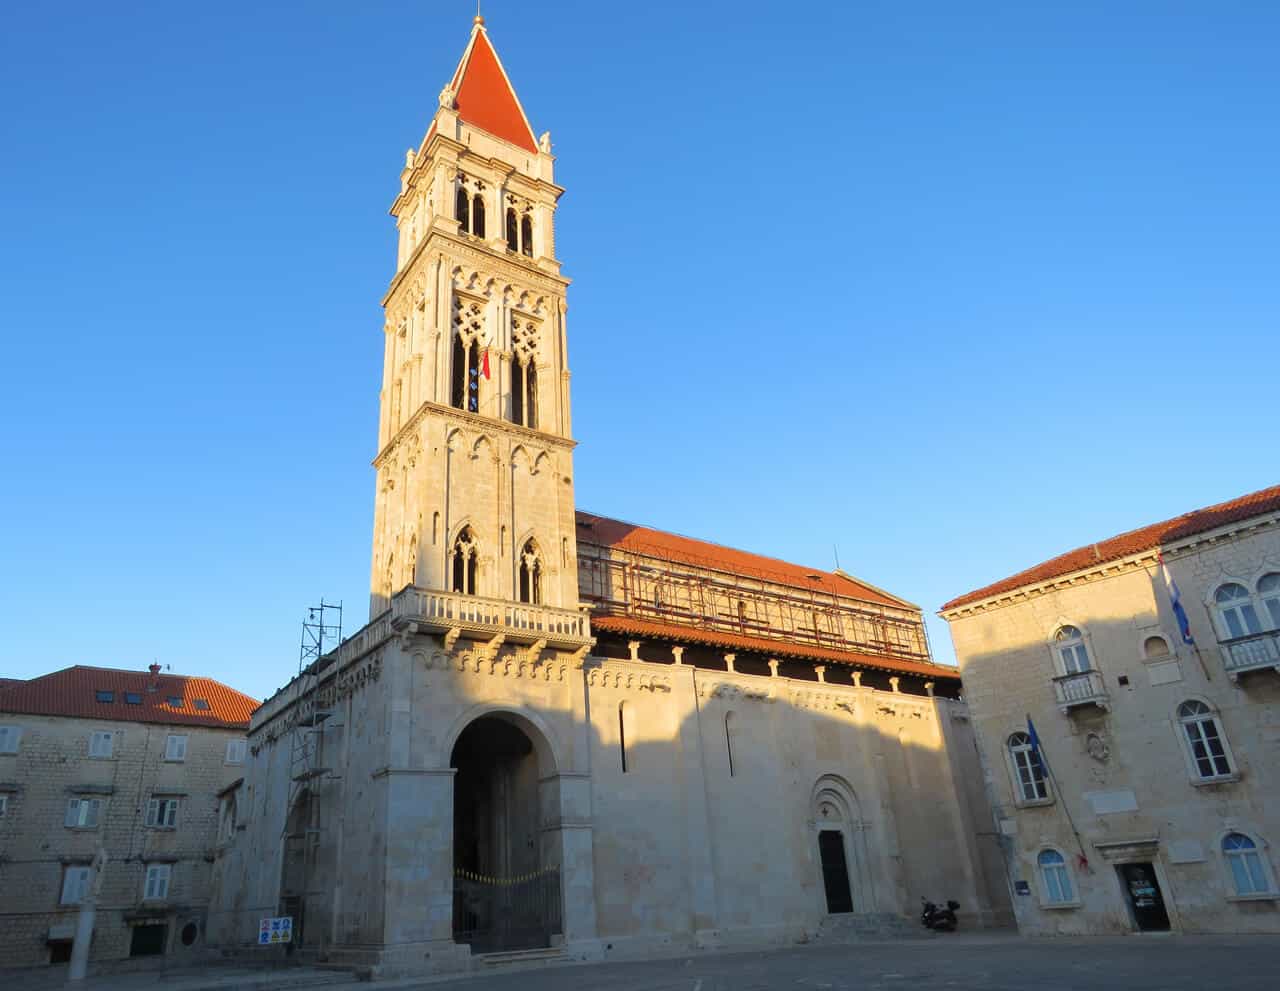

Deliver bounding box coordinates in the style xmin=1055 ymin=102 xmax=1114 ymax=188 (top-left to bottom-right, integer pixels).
xmin=370 ymin=15 xmax=578 ymax=621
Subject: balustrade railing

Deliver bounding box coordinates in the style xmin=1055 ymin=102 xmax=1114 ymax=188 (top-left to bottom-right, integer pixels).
xmin=1052 ymin=669 xmax=1109 ymax=711
xmin=1220 ymin=630 xmax=1280 ymax=679
xmin=390 ymin=587 xmax=591 ymax=644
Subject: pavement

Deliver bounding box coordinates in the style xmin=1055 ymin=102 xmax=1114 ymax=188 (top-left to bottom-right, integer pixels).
xmin=12 ymin=933 xmax=1280 ymax=991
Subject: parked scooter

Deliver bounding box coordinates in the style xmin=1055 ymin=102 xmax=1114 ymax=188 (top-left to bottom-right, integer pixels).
xmin=920 ymin=897 xmax=960 ymax=932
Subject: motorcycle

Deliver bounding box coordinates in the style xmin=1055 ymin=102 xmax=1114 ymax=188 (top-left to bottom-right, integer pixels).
xmin=920 ymin=897 xmax=960 ymax=932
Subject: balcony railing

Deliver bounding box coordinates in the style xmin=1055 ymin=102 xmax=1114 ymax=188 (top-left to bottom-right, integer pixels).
xmin=1220 ymin=630 xmax=1280 ymax=682
xmin=1052 ymin=669 xmax=1110 ymax=714
xmin=388 ymin=586 xmax=592 ymax=650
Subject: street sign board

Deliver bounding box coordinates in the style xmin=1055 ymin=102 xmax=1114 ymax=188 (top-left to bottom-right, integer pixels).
xmin=258 ymin=916 xmax=293 ymax=945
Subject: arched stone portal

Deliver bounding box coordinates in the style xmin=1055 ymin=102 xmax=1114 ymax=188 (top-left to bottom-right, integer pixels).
xmin=811 ymin=775 xmax=875 ymax=916
xmin=280 ymin=789 xmax=313 ymax=947
xmin=450 ymin=715 xmax=563 ymax=953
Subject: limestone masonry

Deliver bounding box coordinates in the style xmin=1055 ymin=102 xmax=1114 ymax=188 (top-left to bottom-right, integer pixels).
xmin=204 ymin=17 xmax=1008 ymax=976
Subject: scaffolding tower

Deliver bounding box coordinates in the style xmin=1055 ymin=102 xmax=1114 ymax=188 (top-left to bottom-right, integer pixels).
xmin=282 ymin=600 xmax=344 ymax=951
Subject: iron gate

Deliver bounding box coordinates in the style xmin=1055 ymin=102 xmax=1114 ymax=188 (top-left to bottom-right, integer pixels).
xmin=452 ymin=866 xmax=562 ymax=954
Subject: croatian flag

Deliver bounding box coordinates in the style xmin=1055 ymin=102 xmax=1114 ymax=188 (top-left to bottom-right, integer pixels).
xmin=1026 ymin=716 xmax=1044 ymax=762
xmin=1158 ymin=552 xmax=1195 ymax=645
xmin=481 ymin=348 xmax=491 ymax=380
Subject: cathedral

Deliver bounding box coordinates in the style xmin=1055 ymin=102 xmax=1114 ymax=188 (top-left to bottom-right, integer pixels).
xmin=210 ymin=17 xmax=1009 ymax=975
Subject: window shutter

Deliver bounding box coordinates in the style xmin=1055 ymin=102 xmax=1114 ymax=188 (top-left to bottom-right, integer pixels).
xmin=65 ymin=800 xmax=80 ymax=827
xmin=146 ymin=798 xmax=159 ymax=826
xmin=86 ymin=799 xmax=100 ymax=827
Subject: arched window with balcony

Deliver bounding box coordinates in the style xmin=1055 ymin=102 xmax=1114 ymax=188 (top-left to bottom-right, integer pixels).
xmin=1214 ymin=582 xmax=1262 ymax=640
xmin=451 ymin=526 xmax=479 ymax=596
xmin=1007 ymin=731 xmax=1049 ymax=803
xmin=1053 ymin=625 xmax=1092 ymax=674
xmin=1176 ymin=699 xmax=1234 ymax=780
xmin=1258 ymin=573 xmax=1280 ymax=629
xmin=518 ymin=539 xmax=542 ymax=604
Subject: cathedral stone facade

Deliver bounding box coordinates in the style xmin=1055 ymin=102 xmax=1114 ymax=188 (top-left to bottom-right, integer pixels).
xmin=208 ymin=18 xmax=1010 ymax=975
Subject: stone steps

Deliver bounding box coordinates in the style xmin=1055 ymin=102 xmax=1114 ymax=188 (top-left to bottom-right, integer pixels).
xmin=476 ymin=946 xmax=569 ymax=969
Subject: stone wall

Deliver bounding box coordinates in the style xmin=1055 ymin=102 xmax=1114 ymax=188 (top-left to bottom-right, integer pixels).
xmin=945 ymin=516 xmax=1280 ymax=934
xmin=0 ymin=712 xmax=245 ymax=969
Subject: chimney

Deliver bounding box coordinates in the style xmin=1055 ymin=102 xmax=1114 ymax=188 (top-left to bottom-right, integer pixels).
xmin=148 ymin=663 xmax=161 ymax=676
xmin=148 ymin=663 xmax=161 ymax=692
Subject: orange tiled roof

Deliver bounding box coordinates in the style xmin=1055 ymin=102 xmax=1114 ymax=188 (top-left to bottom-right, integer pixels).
xmin=942 ymin=483 xmax=1280 ymax=611
xmin=590 ymin=615 xmax=958 ymax=680
xmin=576 ymin=511 xmax=907 ymax=609
xmin=446 ymin=24 xmax=537 ymax=153
xmin=0 ymin=665 xmax=259 ymax=730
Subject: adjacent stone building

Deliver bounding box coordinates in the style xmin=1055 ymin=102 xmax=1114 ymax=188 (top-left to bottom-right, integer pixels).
xmin=941 ymin=484 xmax=1280 ymax=935
xmin=207 ymin=17 xmax=1009 ymax=976
xmin=0 ymin=665 xmax=256 ymax=970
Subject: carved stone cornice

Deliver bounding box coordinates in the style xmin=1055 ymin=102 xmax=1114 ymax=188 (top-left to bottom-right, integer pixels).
xmin=373 ymin=400 xmax=576 ymax=468
xmin=384 ymin=232 xmax=567 ymax=306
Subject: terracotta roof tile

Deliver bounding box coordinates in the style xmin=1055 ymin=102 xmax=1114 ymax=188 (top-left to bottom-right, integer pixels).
xmin=575 ymin=511 xmax=906 ymax=609
xmin=942 ymin=483 xmax=1280 ymax=611
xmin=0 ymin=665 xmax=259 ymax=730
xmin=591 ymin=615 xmax=959 ymax=681
xmin=448 ymin=26 xmax=538 ymax=153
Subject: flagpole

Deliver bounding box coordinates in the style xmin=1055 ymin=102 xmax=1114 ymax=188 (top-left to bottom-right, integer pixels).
xmin=1027 ymin=714 xmax=1091 ymax=869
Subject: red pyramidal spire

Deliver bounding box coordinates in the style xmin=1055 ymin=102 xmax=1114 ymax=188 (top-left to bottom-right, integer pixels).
xmin=444 ymin=18 xmax=538 ymax=153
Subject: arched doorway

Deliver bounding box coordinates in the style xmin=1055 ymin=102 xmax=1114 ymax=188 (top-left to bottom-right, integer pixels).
xmin=450 ymin=715 xmax=562 ymax=953
xmin=280 ymin=789 xmax=313 ymax=947
xmin=811 ymin=775 xmax=873 ymax=916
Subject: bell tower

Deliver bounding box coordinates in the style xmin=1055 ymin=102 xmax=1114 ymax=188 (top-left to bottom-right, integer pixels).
xmin=370 ymin=16 xmax=578 ymax=621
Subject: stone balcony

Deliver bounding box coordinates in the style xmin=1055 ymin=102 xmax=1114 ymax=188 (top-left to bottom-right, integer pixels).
xmin=388 ymin=586 xmax=594 ymax=652
xmin=1220 ymin=629 xmax=1280 ymax=682
xmin=1052 ymin=669 xmax=1110 ymax=715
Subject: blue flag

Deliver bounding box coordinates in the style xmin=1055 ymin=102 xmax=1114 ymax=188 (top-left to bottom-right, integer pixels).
xmin=1026 ymin=716 xmax=1044 ymax=761
xmin=1158 ymin=553 xmax=1195 ymax=646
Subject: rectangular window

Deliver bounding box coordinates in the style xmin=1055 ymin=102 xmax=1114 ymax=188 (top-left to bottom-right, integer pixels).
xmin=124 ymin=692 xmax=142 ymax=705
xmin=1042 ymin=862 xmax=1074 ymax=903
xmin=146 ymin=797 xmax=179 ymax=828
xmin=89 ymin=731 xmax=114 ymax=758
xmin=65 ymin=798 xmax=103 ymax=828
xmin=166 ymin=696 xmax=183 ymax=708
xmin=1014 ymin=749 xmax=1049 ymax=801
xmin=164 ymin=735 xmax=188 ymax=762
xmin=61 ymin=866 xmax=91 ymax=905
xmin=0 ymin=725 xmax=20 ymax=754
xmin=192 ymin=699 xmax=210 ymax=711
xmin=225 ymin=739 xmax=247 ymax=765
xmin=143 ymin=864 xmax=171 ymax=901
xmin=1184 ymin=720 xmax=1232 ymax=778
xmin=0 ymin=795 xmax=8 ymax=817
xmin=95 ymin=690 xmax=114 ymax=703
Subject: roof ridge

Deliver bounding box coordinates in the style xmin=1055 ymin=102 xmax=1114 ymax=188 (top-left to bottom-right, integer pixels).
xmin=576 ymin=510 xmax=845 ymax=582
xmin=942 ymin=481 xmax=1280 ymax=611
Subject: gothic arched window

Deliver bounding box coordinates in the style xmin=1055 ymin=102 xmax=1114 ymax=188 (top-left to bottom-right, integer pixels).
xmin=452 ymin=298 xmax=482 ymax=414
xmin=451 ymin=527 xmax=478 ymax=596
xmin=455 ymin=187 xmax=470 ymax=233
xmin=518 ymin=539 xmax=542 ymax=604
xmin=1007 ymin=731 xmax=1049 ymax=803
xmin=520 ymin=215 xmax=533 ymax=256
xmin=505 ymin=208 xmax=519 ymax=252
xmin=471 ymin=193 xmax=486 ymax=238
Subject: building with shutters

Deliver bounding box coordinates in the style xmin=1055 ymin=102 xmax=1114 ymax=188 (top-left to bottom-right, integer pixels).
xmin=206 ymin=16 xmax=1010 ymax=976
xmin=941 ymin=484 xmax=1280 ymax=935
xmin=0 ymin=665 xmax=256 ymax=970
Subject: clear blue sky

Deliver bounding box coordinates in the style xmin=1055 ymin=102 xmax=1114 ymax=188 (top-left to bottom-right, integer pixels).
xmin=2 ymin=2 xmax=1276 ymax=701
